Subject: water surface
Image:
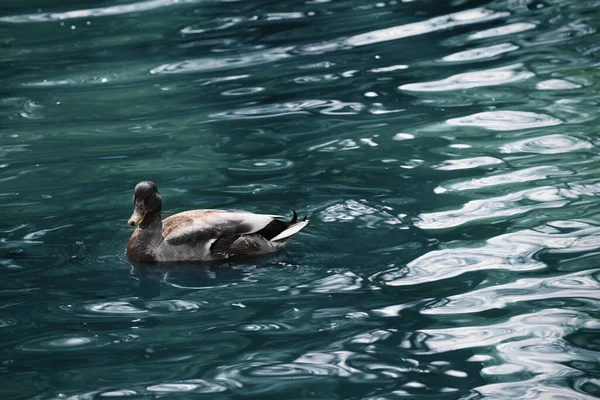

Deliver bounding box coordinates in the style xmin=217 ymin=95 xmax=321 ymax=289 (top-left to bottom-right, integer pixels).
xmin=1 ymin=0 xmax=600 ymax=399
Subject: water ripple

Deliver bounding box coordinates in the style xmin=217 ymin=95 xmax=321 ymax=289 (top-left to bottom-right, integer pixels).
xmin=536 ymin=79 xmax=583 ymax=90
xmin=17 ymin=335 xmax=108 ymax=352
xmin=144 ymin=299 xmax=204 ymax=313
xmin=435 ymin=166 xmax=571 ymax=193
xmin=375 ymin=221 xmax=600 ymax=286
xmin=210 ymin=100 xmax=365 ymax=119
xmin=346 ymin=8 xmax=509 ymax=47
xmin=447 ymin=110 xmax=563 ymax=131
xmin=237 ymin=323 xmax=291 ymax=332
xmin=228 ymin=159 xmax=294 ymax=173
xmin=19 ymin=100 xmax=46 ymax=120
xmin=0 ymin=0 xmax=201 ymax=23
xmin=224 ymin=183 xmax=280 ymax=195
xmin=84 ymin=301 xmax=148 ymax=315
xmin=309 ymin=272 xmax=364 ymax=293
xmin=213 ymin=360 xmax=342 ymax=394
xmin=150 ymin=47 xmax=292 ymax=74
xmin=417 ymin=187 xmax=566 ymax=230
xmin=319 ymin=200 xmax=403 ymax=228
xmin=400 ymin=64 xmax=534 ymax=92
xmin=308 ymin=137 xmax=379 ymax=152
xmin=180 ymin=17 xmax=247 ymax=35
xmin=419 ymin=308 xmax=592 ymax=354
xmin=221 ymin=87 xmax=265 ymax=96
xmin=40 ymin=299 xmax=208 ymax=321
xmin=423 ymin=268 xmax=600 ymax=315
xmin=432 ymin=156 xmax=503 ymax=171
xmin=476 ymin=377 xmax=600 ymax=400
xmin=373 ymin=249 xmax=543 ymax=288
xmin=419 ymin=183 xmax=600 ymax=231
xmin=0 ymin=317 xmax=18 ymax=328
xmin=99 ymin=389 xmax=138 ymax=397
xmin=468 ymin=22 xmax=537 ymax=40
xmin=500 ymin=134 xmax=594 ymax=154
xmin=442 ymin=43 xmax=520 ymax=62
xmin=214 ymin=350 xmax=377 ymax=394
xmin=2 ymin=0 xmax=600 ymax=399
xmin=147 ymin=380 xmax=227 ymax=394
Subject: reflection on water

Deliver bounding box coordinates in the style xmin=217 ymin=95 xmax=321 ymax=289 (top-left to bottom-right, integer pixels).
xmin=446 ymin=110 xmax=563 ymax=131
xmin=2 ymin=0 xmax=600 ymax=399
xmin=400 ymin=63 xmax=534 ymax=92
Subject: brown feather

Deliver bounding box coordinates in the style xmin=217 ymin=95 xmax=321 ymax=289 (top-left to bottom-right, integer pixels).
xmin=162 ymin=214 xmax=194 ymax=237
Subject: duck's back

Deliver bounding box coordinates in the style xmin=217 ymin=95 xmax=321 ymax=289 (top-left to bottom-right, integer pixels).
xmin=154 ymin=210 xmax=293 ymax=261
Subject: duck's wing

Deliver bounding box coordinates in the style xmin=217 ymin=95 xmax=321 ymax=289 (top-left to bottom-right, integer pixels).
xmin=163 ymin=210 xmax=283 ymax=246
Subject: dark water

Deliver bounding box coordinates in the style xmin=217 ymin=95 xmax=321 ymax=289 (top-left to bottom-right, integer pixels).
xmin=2 ymin=0 xmax=600 ymax=398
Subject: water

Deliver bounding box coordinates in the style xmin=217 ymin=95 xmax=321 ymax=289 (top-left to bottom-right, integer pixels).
xmin=1 ymin=0 xmax=600 ymax=398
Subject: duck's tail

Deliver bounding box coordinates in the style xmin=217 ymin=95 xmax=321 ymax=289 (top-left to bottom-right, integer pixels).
xmin=271 ymin=211 xmax=309 ymax=242
xmin=257 ymin=210 xmax=309 ymax=242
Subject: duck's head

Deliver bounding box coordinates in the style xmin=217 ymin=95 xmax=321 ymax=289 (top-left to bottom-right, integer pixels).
xmin=128 ymin=181 xmax=162 ymax=227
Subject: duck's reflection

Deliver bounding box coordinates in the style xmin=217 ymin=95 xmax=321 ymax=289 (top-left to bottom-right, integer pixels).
xmin=131 ymin=252 xmax=290 ymax=298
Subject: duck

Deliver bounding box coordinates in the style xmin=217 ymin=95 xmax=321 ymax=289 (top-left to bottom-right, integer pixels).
xmin=126 ymin=181 xmax=309 ymax=262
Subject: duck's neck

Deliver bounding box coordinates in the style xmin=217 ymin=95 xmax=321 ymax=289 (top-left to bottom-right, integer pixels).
xmin=137 ymin=211 xmax=164 ymax=248
xmin=140 ymin=211 xmax=162 ymax=231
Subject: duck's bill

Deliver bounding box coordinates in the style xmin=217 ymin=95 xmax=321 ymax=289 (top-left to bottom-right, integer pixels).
xmin=128 ymin=206 xmax=146 ymax=227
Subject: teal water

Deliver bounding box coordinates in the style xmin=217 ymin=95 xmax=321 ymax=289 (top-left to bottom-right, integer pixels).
xmin=2 ymin=0 xmax=600 ymax=398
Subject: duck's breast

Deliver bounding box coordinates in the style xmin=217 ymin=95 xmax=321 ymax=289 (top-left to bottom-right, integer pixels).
xmin=127 ymin=230 xmax=157 ymax=262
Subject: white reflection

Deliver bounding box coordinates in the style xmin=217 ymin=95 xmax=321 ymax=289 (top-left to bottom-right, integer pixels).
xmin=86 ymin=302 xmax=148 ymax=314
xmin=147 ymin=380 xmax=227 ymax=393
xmin=536 ymin=79 xmax=582 ymax=90
xmin=477 ymin=377 xmax=600 ymax=400
xmin=432 ymin=156 xmax=502 ymax=171
xmin=423 ymin=268 xmax=600 ymax=315
xmin=370 ymin=64 xmax=408 ymax=73
xmin=347 ymin=8 xmax=509 ymax=47
xmin=447 ymin=110 xmax=562 ymax=131
xmin=1 ymin=0 xmax=200 ymax=23
xmin=100 ymin=389 xmax=138 ymax=396
xmin=319 ymin=200 xmax=402 ymax=227
xmin=419 ymin=308 xmax=587 ymax=354
xmin=151 ymin=47 xmax=292 ymax=74
xmin=469 ymin=22 xmax=537 ymax=40
xmin=400 ymin=64 xmax=533 ymax=92
xmin=377 ymin=247 xmax=544 ymax=287
xmin=435 ymin=165 xmax=571 ymax=193
xmin=310 ymin=272 xmax=364 ymax=293
xmin=442 ymin=43 xmax=519 ymax=62
xmin=393 ymin=133 xmax=414 ymax=141
xmin=500 ymin=134 xmax=593 ymax=154
xmin=417 ymin=186 xmax=571 ymax=230
xmin=381 ymin=219 xmax=600 ymax=287
xmin=147 ymin=384 xmax=197 ymax=392
xmin=211 ymin=99 xmax=364 ymax=119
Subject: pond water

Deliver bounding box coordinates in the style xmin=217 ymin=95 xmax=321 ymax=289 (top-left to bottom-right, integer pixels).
xmin=2 ymin=0 xmax=600 ymax=398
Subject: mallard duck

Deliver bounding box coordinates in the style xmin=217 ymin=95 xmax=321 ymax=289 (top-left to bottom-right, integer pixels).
xmin=126 ymin=181 xmax=308 ymax=262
